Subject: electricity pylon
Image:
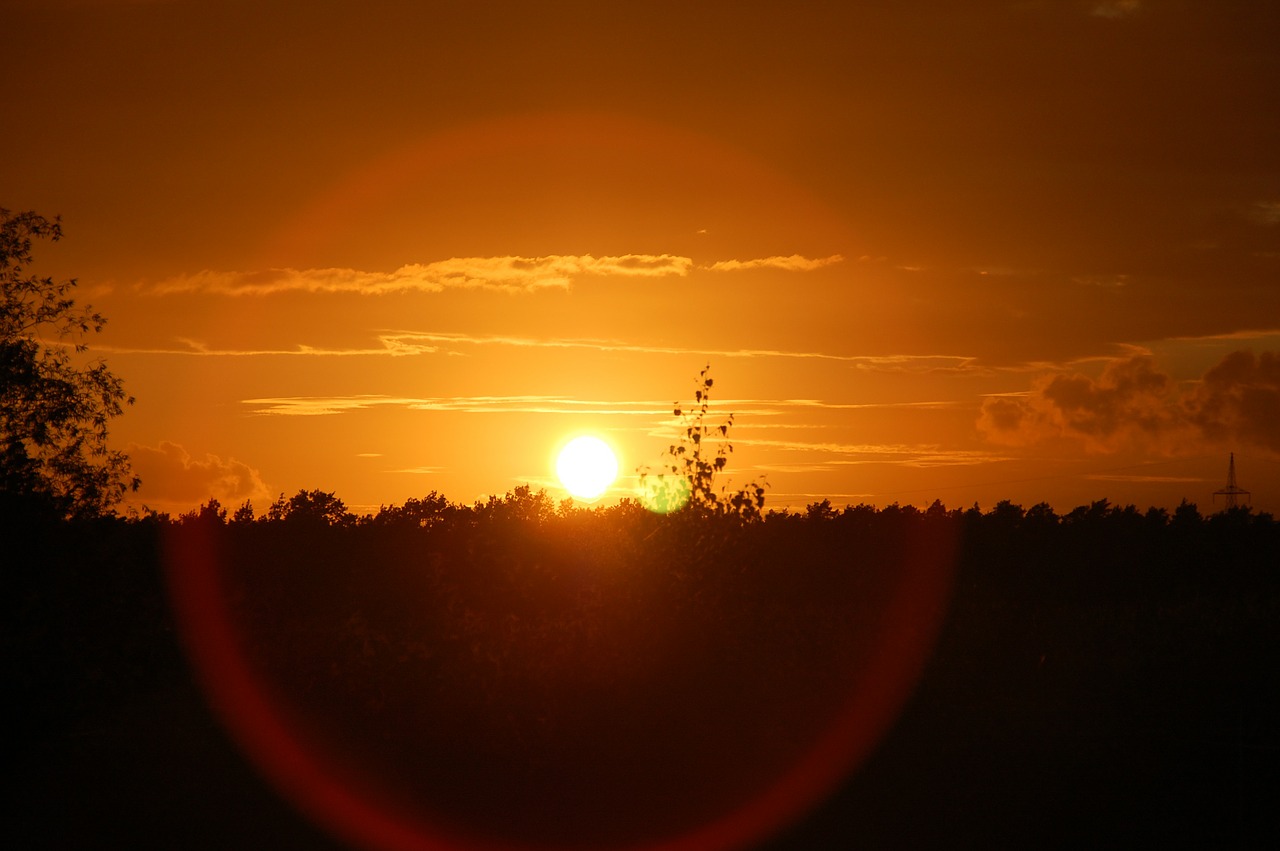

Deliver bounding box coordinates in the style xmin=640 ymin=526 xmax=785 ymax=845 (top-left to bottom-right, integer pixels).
xmin=1212 ymin=452 xmax=1251 ymax=509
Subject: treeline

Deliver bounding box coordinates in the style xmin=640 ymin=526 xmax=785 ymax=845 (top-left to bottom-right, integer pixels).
xmin=150 ymin=483 xmax=1277 ymax=533
xmin=151 ymin=484 xmax=1280 ymax=614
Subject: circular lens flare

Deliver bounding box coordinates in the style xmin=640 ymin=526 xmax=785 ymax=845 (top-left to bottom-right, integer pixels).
xmin=164 ymin=509 xmax=959 ymax=851
xmin=556 ymin=435 xmax=618 ymax=500
xmin=638 ymin=473 xmax=692 ymax=514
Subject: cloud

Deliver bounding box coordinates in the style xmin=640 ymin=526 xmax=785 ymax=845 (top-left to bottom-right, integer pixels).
xmin=703 ymin=254 xmax=845 ymax=273
xmin=149 ymin=254 xmax=693 ymax=296
xmin=18 ymin=0 xmax=172 ymax=7
xmin=979 ymin=350 xmax=1280 ymax=455
xmin=400 ymin=330 xmax=837 ymax=361
xmin=129 ymin=441 xmax=272 ymax=507
xmin=95 ymin=335 xmax=441 ymax=358
xmin=1084 ymin=474 xmax=1206 ymax=484
xmin=95 ymin=329 xmax=983 ymax=373
xmin=241 ymin=396 xmax=407 ymax=416
xmin=241 ymin=395 xmax=680 ymax=418
xmin=145 ymin=252 xmax=845 ymax=296
xmin=723 ymin=436 xmax=1007 ymax=468
xmin=378 ymin=331 xmax=978 ymax=371
xmin=1186 ymin=350 xmax=1280 ymax=453
xmin=1090 ymin=0 xmax=1140 ymax=19
xmin=977 ymin=355 xmax=1188 ymax=450
xmin=1168 ymin=329 xmax=1280 ymax=344
xmin=241 ymin=393 xmax=967 ymax=421
xmin=1250 ymin=201 xmax=1280 ymax=226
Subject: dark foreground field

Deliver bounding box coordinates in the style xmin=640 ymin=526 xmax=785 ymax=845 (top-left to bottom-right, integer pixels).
xmin=9 ymin=499 xmax=1280 ymax=849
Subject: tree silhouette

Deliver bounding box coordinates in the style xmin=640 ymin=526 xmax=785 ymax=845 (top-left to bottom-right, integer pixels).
xmin=265 ymin=488 xmax=355 ymax=526
xmin=472 ymin=484 xmax=558 ymax=525
xmin=1 ymin=209 xmax=137 ymax=517
xmin=638 ymin=364 xmax=767 ymax=520
xmin=179 ymin=497 xmax=228 ymax=525
xmin=370 ymin=491 xmax=454 ymax=529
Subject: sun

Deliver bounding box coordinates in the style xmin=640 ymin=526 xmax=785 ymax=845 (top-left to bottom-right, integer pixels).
xmin=556 ymin=435 xmax=619 ymax=501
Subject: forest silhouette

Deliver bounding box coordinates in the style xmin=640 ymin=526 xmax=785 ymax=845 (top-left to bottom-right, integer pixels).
xmin=9 ymin=488 xmax=1280 ymax=849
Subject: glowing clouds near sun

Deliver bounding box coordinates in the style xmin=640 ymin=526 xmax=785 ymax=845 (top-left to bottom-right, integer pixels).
xmin=143 ymin=253 xmax=848 ymax=297
xmin=148 ymin=254 xmax=694 ymax=296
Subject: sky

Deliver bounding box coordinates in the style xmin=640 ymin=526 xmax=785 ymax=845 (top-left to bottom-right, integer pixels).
xmin=7 ymin=0 xmax=1280 ymax=516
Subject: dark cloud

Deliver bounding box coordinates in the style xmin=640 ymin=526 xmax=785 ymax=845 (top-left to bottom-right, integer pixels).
xmin=1039 ymin=356 xmax=1179 ymax=440
xmin=129 ymin=441 xmax=272 ymax=508
xmin=1187 ymin=350 xmax=1280 ymax=452
xmin=979 ymin=350 xmax=1280 ymax=455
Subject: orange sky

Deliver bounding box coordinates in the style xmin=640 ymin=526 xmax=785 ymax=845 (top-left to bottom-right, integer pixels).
xmin=7 ymin=0 xmax=1279 ymax=516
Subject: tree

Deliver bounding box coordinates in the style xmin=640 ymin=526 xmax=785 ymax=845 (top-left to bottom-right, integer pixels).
xmin=231 ymin=499 xmax=256 ymax=524
xmin=472 ymin=485 xmax=558 ymax=525
xmin=179 ymin=497 xmax=228 ymax=525
xmin=265 ymin=489 xmax=355 ymax=527
xmin=371 ymin=491 xmax=453 ymax=529
xmin=1 ymin=209 xmax=137 ymax=517
xmin=805 ymin=498 xmax=837 ymax=521
xmin=638 ymin=364 xmax=767 ymax=521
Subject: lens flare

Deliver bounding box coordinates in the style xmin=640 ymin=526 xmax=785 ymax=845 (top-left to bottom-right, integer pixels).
xmin=638 ymin=473 xmax=692 ymax=514
xmin=164 ymin=512 xmax=958 ymax=851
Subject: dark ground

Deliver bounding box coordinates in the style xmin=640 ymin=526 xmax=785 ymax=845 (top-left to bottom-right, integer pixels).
xmin=13 ymin=625 xmax=1278 ymax=850
xmin=9 ymin=512 xmax=1280 ymax=850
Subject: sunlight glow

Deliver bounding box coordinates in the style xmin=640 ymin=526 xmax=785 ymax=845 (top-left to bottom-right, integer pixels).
xmin=555 ymin=435 xmax=618 ymax=500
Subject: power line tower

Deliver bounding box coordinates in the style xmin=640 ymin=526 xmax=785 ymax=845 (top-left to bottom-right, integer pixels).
xmin=1213 ymin=452 xmax=1251 ymax=509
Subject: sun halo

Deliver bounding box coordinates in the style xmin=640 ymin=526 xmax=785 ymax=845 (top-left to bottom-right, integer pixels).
xmin=555 ymin=435 xmax=619 ymax=501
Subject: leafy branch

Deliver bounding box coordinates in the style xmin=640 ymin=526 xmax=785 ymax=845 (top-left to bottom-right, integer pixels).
xmin=639 ymin=364 xmax=766 ymax=521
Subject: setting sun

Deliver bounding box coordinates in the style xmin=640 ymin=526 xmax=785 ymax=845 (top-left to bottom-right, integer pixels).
xmin=555 ymin=435 xmax=619 ymax=501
